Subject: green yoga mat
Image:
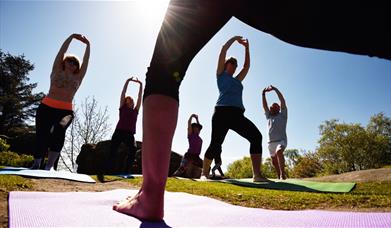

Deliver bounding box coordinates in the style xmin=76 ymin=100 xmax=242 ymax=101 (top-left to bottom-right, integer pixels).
xmin=218 ymin=178 xmax=356 ymax=193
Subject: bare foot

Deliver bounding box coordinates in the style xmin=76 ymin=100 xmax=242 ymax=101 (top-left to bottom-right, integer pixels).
xmin=253 ymin=176 xmax=270 ymax=182
xmin=113 ymin=189 xmax=164 ymax=221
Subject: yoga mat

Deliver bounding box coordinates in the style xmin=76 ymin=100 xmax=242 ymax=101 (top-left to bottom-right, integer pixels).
xmin=0 ymin=166 xmax=95 ymax=183
xmin=9 ymin=189 xmax=391 ymax=227
xmin=221 ymin=178 xmax=356 ymax=193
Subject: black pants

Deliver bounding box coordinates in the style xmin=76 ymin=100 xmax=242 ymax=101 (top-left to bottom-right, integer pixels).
xmin=204 ymin=107 xmax=262 ymax=161
xmin=144 ymin=0 xmax=390 ymax=101
xmin=103 ymin=129 xmax=136 ymax=174
xmin=34 ymin=103 xmax=74 ymax=159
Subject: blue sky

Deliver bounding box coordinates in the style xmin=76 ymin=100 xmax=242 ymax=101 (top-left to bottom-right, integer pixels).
xmin=1 ymin=0 xmax=390 ymax=171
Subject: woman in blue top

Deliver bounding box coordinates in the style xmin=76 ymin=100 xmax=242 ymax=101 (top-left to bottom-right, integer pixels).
xmin=201 ymin=36 xmax=266 ymax=182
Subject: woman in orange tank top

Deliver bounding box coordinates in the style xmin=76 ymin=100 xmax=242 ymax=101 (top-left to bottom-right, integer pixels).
xmin=31 ymin=34 xmax=90 ymax=170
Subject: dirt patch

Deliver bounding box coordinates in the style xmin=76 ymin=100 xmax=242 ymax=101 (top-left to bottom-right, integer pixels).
xmin=305 ymin=168 xmax=391 ymax=182
xmin=1 ymin=178 xmax=137 ymax=228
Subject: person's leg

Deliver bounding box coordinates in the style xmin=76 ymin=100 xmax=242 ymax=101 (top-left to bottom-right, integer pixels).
xmin=233 ymin=2 xmax=390 ymax=60
xmin=203 ymin=109 xmax=229 ymax=179
xmin=46 ymin=111 xmax=74 ymax=170
xmin=276 ymin=147 xmax=286 ymax=179
xmin=271 ymin=155 xmax=280 ymax=179
xmin=230 ymin=114 xmax=267 ymax=182
xmin=33 ymin=104 xmax=53 ymax=169
xmin=113 ymin=0 xmax=233 ymax=220
xmin=125 ymin=134 xmax=137 ymax=174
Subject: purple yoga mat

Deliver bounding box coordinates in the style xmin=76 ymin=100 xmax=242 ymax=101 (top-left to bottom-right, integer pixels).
xmin=9 ymin=189 xmax=391 ymax=227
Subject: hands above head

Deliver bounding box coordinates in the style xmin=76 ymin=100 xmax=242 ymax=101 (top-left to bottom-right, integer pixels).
xmin=72 ymin=34 xmax=90 ymax=45
xmin=191 ymin=114 xmax=199 ymax=120
xmin=263 ymin=85 xmax=275 ymax=94
xmin=128 ymin=77 xmax=142 ymax=85
xmin=238 ymin=38 xmax=249 ymax=48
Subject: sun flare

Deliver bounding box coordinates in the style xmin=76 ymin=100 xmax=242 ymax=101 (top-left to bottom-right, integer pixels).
xmin=135 ymin=0 xmax=169 ymax=27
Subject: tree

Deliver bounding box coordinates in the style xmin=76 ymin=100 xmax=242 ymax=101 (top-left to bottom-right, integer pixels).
xmin=59 ymin=97 xmax=111 ymax=171
xmin=0 ymin=50 xmax=44 ymax=136
xmin=226 ymin=156 xmax=253 ymax=178
xmin=292 ymin=151 xmax=322 ymax=178
xmin=317 ymin=115 xmax=390 ymax=175
xmin=367 ymin=112 xmax=391 ymax=164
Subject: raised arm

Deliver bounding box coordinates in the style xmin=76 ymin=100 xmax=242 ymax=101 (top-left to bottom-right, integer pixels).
xmin=272 ymin=86 xmax=287 ymax=109
xmin=187 ymin=114 xmax=196 ymax=135
xmin=217 ymin=36 xmax=242 ymax=76
xmin=120 ymin=78 xmax=131 ymax=108
xmin=52 ymin=34 xmax=75 ymax=72
xmin=262 ymin=87 xmax=270 ymax=113
xmin=75 ymin=35 xmax=90 ymax=79
xmin=133 ymin=78 xmax=143 ymax=111
xmin=235 ymin=38 xmax=250 ymax=81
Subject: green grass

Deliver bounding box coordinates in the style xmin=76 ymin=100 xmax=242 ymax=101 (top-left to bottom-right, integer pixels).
xmin=0 ymin=175 xmax=32 ymax=192
xmin=120 ymin=177 xmax=391 ymax=210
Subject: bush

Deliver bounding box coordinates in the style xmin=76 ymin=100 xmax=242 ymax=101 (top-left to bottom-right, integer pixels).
xmin=226 ymin=156 xmax=253 ymax=178
xmin=292 ymin=152 xmax=322 ymax=178
xmin=0 ymin=151 xmax=34 ymax=167
xmin=0 ymin=138 xmax=10 ymax=152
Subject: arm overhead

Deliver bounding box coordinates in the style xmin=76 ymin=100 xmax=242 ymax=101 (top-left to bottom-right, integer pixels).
xmin=75 ymin=35 xmax=90 ymax=79
xmin=262 ymin=86 xmax=272 ymax=113
xmin=52 ymin=34 xmax=75 ymax=72
xmin=271 ymin=85 xmax=286 ymax=109
xmin=235 ymin=38 xmax=250 ymax=81
xmin=120 ymin=78 xmax=132 ymax=108
xmin=132 ymin=77 xmax=143 ymax=111
xmin=217 ymin=36 xmax=242 ymax=76
xmin=187 ymin=114 xmax=198 ymax=135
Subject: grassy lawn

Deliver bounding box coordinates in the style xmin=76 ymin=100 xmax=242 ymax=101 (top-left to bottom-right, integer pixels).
xmin=120 ymin=177 xmax=391 ymax=211
xmin=0 ymin=175 xmax=32 ymax=192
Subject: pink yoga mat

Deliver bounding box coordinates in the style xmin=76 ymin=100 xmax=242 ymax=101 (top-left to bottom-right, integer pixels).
xmin=9 ymin=189 xmax=391 ymax=227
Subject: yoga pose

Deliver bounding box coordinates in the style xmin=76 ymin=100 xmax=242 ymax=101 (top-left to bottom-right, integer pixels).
xmin=201 ymin=36 xmax=265 ymax=182
xmin=262 ymin=85 xmax=288 ymax=179
xmin=32 ymin=34 xmax=90 ymax=170
xmin=113 ymin=1 xmax=389 ymax=221
xmin=172 ymin=114 xmax=203 ymax=177
xmin=98 ymin=77 xmax=142 ymax=182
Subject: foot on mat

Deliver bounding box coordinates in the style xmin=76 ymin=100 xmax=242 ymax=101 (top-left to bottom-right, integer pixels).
xmin=113 ymin=189 xmax=164 ymax=221
xmin=97 ymin=174 xmax=105 ymax=183
xmin=253 ymin=176 xmax=269 ymax=182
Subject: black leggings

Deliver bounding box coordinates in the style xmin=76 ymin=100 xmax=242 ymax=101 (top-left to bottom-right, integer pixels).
xmin=35 ymin=103 xmax=74 ymax=159
xmin=204 ymin=107 xmax=262 ymax=160
xmin=144 ymin=0 xmax=390 ymax=101
xmin=103 ymin=129 xmax=137 ymax=174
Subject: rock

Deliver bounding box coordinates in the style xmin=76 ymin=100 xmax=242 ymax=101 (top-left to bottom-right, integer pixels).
xmin=76 ymin=140 xmax=186 ymax=176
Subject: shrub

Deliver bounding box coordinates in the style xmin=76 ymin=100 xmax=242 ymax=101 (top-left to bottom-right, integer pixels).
xmin=0 ymin=151 xmax=34 ymax=167
xmin=226 ymin=156 xmax=253 ymax=178
xmin=0 ymin=138 xmax=10 ymax=152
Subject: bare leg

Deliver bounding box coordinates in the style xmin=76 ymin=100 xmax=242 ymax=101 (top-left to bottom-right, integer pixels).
xmin=113 ymin=95 xmax=178 ymax=221
xmin=276 ymin=149 xmax=286 ymax=179
xmin=271 ymin=155 xmax=281 ymax=179
xmin=251 ymin=154 xmax=268 ymax=182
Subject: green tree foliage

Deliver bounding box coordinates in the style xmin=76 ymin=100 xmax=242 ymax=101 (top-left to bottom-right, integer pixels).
xmin=0 ymin=137 xmax=10 ymax=152
xmin=317 ymin=114 xmax=390 ymax=175
xmin=292 ymin=151 xmax=322 ymax=178
xmin=261 ymin=157 xmax=278 ymax=178
xmin=226 ymin=156 xmax=253 ymax=178
xmin=0 ymin=50 xmax=44 ymax=136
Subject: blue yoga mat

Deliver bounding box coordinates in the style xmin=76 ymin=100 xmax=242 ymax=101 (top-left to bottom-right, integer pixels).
xmin=0 ymin=166 xmax=95 ymax=183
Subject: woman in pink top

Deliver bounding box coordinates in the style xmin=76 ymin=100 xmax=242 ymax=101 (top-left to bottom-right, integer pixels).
xmin=31 ymin=34 xmax=90 ymax=170
xmin=97 ymin=77 xmax=142 ymax=182
xmin=173 ymin=114 xmax=203 ymax=177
